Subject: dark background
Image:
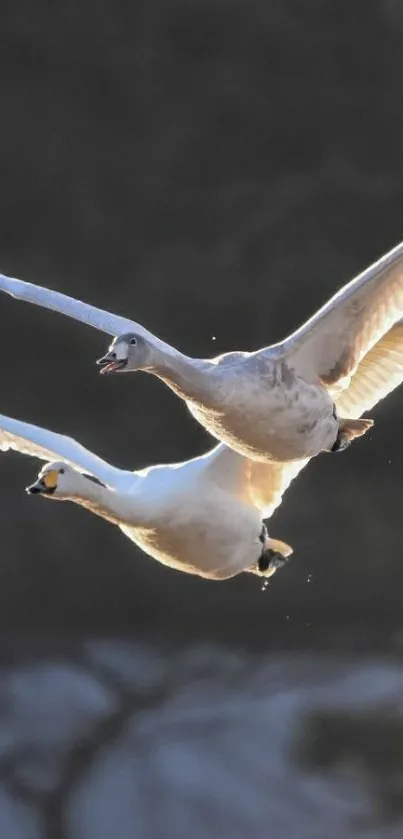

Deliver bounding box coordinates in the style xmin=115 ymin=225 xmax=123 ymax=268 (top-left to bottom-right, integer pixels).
xmin=1 ymin=0 xmax=403 ymax=640
xmin=2 ymin=2 xmax=403 ymax=837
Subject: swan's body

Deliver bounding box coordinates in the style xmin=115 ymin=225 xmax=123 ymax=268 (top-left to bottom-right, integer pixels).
xmin=0 ymin=413 xmax=305 ymax=580
xmin=2 ymin=242 xmax=403 ymax=462
xmin=154 ymin=350 xmax=338 ymax=462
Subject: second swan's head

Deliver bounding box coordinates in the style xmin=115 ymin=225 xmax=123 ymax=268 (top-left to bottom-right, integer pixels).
xmin=26 ymin=461 xmax=105 ymax=499
xmin=96 ymin=332 xmax=154 ymax=374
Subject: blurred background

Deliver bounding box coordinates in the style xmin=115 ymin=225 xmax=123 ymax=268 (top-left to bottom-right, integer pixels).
xmin=1 ymin=0 xmax=403 ymax=836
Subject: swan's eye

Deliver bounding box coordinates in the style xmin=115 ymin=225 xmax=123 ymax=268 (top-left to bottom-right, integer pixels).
xmin=130 ymin=338 xmax=137 ymax=346
xmin=59 ymin=468 xmax=65 ymax=474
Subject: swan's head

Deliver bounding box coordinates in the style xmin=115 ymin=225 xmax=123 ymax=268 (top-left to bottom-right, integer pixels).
xmin=25 ymin=461 xmax=104 ymax=499
xmin=26 ymin=462 xmax=78 ymax=499
xmin=96 ymin=332 xmax=153 ymax=374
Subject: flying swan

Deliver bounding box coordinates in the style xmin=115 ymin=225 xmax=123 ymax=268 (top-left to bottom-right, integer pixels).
xmin=1 ymin=242 xmax=403 ymax=462
xmin=0 ymin=412 xmax=306 ymax=581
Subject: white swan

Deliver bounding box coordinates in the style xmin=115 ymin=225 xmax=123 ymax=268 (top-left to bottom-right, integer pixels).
xmin=1 ymin=241 xmax=403 ymax=463
xmin=0 ymin=412 xmax=307 ymax=581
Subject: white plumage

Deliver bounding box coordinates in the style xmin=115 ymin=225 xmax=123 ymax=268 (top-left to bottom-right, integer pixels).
xmin=1 ymin=241 xmax=403 ymax=462
xmin=0 ymin=412 xmax=301 ymax=580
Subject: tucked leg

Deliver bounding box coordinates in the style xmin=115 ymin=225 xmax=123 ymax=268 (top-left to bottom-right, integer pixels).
xmin=330 ymin=406 xmax=374 ymax=453
xmin=252 ymin=523 xmax=293 ymax=576
xmin=258 ymin=547 xmax=290 ymax=574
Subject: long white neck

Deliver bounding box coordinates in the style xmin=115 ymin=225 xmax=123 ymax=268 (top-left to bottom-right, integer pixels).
xmin=66 ymin=477 xmax=151 ymax=529
xmin=146 ymin=345 xmax=211 ymax=402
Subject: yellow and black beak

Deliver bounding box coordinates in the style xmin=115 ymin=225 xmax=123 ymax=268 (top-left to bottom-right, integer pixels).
xmin=26 ymin=469 xmax=59 ymax=496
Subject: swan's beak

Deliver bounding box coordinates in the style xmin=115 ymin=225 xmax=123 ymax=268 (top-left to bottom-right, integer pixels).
xmin=96 ymin=352 xmax=128 ymax=374
xmin=26 ymin=471 xmax=58 ymax=496
xmin=26 ymin=479 xmax=45 ymax=495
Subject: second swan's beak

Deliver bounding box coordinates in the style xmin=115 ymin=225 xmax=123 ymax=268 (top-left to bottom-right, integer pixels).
xmin=96 ymin=352 xmax=128 ymax=374
xmin=26 ymin=470 xmax=58 ymax=495
xmin=26 ymin=478 xmax=45 ymax=495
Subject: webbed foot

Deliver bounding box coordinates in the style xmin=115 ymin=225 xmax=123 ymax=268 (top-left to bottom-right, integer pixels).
xmin=259 ymin=549 xmax=291 ymax=592
xmin=253 ymin=524 xmax=293 ymax=589
xmin=330 ymin=432 xmax=351 ymax=453
xmin=258 ymin=547 xmax=290 ymax=574
xmin=330 ymin=417 xmax=374 ymax=452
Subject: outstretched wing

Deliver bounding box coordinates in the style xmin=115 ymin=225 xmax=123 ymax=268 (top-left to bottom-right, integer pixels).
xmin=0 ymin=273 xmax=158 ymax=343
xmin=247 ymin=457 xmax=310 ymax=518
xmin=202 ymin=443 xmax=310 ymax=518
xmin=279 ymin=241 xmax=403 ymax=388
xmin=0 ymin=413 xmax=120 ymax=487
xmin=333 ymin=320 xmax=403 ymax=419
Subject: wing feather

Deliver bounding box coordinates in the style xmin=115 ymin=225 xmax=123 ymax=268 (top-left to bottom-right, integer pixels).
xmin=334 ymin=320 xmax=403 ymax=419
xmin=0 ymin=414 xmax=119 ymax=487
xmin=0 ymin=273 xmax=157 ymax=343
xmin=247 ymin=319 xmax=403 ymax=517
xmin=201 ymin=443 xmax=309 ymax=518
xmin=282 ymin=241 xmax=403 ymax=387
xmin=247 ymin=457 xmax=310 ymax=518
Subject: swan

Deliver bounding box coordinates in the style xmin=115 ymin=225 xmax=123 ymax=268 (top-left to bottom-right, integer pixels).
xmin=1 ymin=241 xmax=403 ymax=463
xmin=0 ymin=411 xmax=307 ymax=581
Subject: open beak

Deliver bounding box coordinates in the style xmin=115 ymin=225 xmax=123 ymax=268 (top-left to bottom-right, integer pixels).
xmin=96 ymin=353 xmax=128 ymax=374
